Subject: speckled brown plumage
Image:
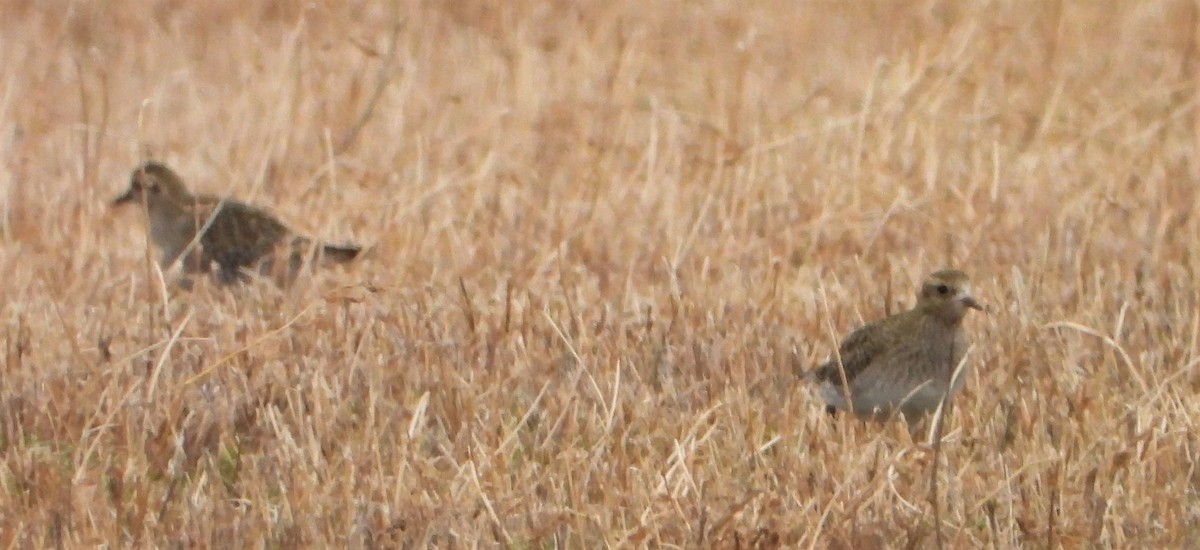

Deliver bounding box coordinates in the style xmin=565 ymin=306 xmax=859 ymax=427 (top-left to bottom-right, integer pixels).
xmin=113 ymin=161 xmax=360 ymax=286
xmin=814 ymin=269 xmax=982 ymax=429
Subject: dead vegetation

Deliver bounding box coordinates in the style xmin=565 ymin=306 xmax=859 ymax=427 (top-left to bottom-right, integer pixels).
xmin=1 ymin=0 xmax=1198 ymax=546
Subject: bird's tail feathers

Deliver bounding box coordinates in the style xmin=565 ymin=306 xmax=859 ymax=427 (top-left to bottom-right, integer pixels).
xmin=287 ymin=236 xmax=361 ymax=264
xmin=321 ymin=244 xmax=361 ymax=263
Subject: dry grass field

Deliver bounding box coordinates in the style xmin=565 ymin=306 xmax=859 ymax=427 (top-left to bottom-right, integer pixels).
xmin=2 ymin=0 xmax=1199 ymax=547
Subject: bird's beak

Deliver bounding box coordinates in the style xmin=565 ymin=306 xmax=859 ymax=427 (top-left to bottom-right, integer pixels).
xmin=961 ymin=295 xmax=984 ymax=311
xmin=112 ymin=188 xmax=135 ymax=207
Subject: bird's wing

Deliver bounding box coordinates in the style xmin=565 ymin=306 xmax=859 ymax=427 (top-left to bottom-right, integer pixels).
xmin=196 ymin=199 xmax=290 ymax=269
xmin=813 ymin=319 xmax=892 ymax=387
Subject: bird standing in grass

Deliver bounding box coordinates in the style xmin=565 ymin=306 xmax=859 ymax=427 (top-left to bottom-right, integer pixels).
xmin=112 ymin=161 xmax=361 ymax=286
xmin=813 ymin=269 xmax=983 ymax=433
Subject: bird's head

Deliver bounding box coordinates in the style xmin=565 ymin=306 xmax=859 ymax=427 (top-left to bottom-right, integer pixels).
xmin=112 ymin=161 xmax=191 ymax=208
xmin=917 ymin=269 xmax=983 ymax=323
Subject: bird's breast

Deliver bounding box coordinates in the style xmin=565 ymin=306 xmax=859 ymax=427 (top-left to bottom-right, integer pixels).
xmin=920 ymin=324 xmax=966 ymax=373
xmin=148 ymin=208 xmax=201 ymax=252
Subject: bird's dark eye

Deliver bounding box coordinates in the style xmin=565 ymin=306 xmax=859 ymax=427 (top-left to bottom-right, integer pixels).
xmin=134 ymin=176 xmax=158 ymax=194
xmin=936 ymin=284 xmax=950 ymax=295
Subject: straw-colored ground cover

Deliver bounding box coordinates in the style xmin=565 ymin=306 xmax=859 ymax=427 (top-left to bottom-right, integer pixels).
xmin=1 ymin=1 xmax=1198 ymax=546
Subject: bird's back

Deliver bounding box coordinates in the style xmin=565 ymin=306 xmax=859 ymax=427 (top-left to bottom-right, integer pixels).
xmin=192 ymin=197 xmax=290 ymax=274
xmin=815 ymin=308 xmax=966 ymax=418
xmin=814 ymin=309 xmax=916 ymax=388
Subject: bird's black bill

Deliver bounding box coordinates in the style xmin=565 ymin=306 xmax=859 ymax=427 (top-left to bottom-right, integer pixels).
xmin=112 ymin=189 xmax=136 ymax=206
xmin=962 ymin=296 xmax=983 ymax=310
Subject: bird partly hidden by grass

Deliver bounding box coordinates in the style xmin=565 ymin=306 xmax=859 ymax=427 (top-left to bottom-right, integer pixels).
xmin=112 ymin=161 xmax=361 ymax=287
xmin=813 ymin=269 xmax=983 ymax=435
